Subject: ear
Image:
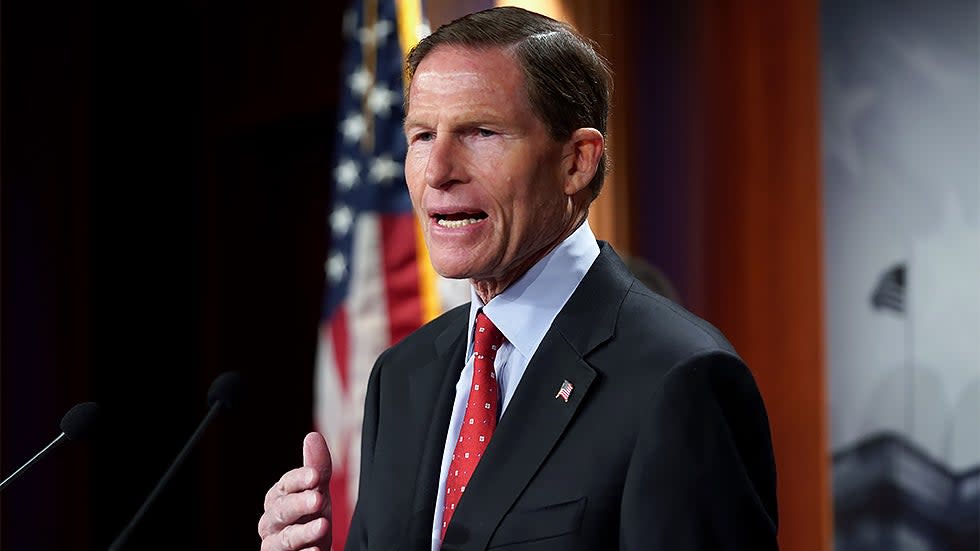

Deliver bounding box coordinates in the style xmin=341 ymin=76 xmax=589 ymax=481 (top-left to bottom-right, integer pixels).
xmin=560 ymin=128 xmax=604 ymax=196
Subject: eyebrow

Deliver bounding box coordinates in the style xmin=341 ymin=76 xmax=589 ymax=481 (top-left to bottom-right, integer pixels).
xmin=403 ymin=114 xmax=510 ymax=132
xmin=402 ymin=117 xmax=425 ymax=133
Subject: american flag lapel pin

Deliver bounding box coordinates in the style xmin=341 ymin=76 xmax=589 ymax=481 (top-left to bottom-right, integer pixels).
xmin=555 ymin=380 xmax=574 ymax=403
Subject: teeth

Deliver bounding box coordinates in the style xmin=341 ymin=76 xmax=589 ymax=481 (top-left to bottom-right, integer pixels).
xmin=437 ymin=218 xmax=482 ymax=228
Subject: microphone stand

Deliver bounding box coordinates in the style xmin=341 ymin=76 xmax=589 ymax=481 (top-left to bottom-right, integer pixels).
xmin=107 ymin=402 xmax=224 ymax=551
xmin=0 ymin=433 xmax=68 ymax=492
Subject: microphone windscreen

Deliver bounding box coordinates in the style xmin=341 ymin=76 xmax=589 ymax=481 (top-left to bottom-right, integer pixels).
xmin=207 ymin=371 xmax=245 ymax=411
xmin=60 ymin=402 xmax=102 ymax=440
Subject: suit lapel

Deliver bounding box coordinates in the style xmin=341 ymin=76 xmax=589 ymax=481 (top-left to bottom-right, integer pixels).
xmin=404 ymin=308 xmax=468 ymax=549
xmin=442 ymin=245 xmax=632 ymax=550
xmin=441 ymin=331 xmax=596 ymax=550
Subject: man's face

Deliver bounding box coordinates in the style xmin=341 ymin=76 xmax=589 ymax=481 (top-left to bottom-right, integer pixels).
xmin=403 ymin=45 xmax=575 ymax=285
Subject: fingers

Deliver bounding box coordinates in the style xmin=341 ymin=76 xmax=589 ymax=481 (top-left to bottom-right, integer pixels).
xmin=258 ymin=433 xmax=333 ymax=551
xmin=259 ymin=517 xmax=329 ymax=551
xmin=258 ymin=489 xmax=326 ymax=537
xmin=302 ymin=432 xmax=332 ymax=491
xmin=263 ymin=466 xmax=320 ymax=510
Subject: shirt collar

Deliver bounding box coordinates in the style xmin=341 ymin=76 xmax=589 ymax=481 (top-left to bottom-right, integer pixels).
xmin=466 ymin=220 xmax=600 ymax=358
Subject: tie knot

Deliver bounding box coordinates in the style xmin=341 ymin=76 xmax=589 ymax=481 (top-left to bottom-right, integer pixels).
xmin=473 ymin=311 xmax=504 ymax=357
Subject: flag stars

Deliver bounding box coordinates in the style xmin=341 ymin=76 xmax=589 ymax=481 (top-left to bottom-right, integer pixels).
xmin=358 ymin=19 xmax=393 ymax=48
xmin=341 ymin=113 xmax=367 ymax=143
xmin=368 ymin=155 xmax=401 ymax=184
xmin=366 ymin=85 xmax=398 ymax=117
xmin=331 ymin=205 xmax=354 ymax=236
xmin=326 ymin=252 xmax=347 ymax=283
xmin=335 ymin=158 xmax=360 ymax=190
xmin=349 ymin=66 xmax=372 ymax=97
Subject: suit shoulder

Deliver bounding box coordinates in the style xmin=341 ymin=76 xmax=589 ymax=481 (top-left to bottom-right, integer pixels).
xmin=388 ymin=302 xmax=469 ymax=353
xmin=618 ymin=284 xmax=738 ymax=359
xmin=365 ymin=303 xmax=468 ymax=388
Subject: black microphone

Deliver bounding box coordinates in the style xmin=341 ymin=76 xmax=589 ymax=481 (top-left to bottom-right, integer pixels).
xmin=108 ymin=371 xmax=244 ymax=551
xmin=0 ymin=401 xmax=102 ymax=492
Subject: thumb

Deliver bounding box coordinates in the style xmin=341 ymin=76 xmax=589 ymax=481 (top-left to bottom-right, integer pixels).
xmin=303 ymin=431 xmax=332 ymax=489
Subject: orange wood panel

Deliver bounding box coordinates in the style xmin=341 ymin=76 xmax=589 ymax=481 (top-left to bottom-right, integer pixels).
xmin=564 ymin=1 xmax=634 ymax=252
xmin=690 ymin=2 xmax=831 ymax=550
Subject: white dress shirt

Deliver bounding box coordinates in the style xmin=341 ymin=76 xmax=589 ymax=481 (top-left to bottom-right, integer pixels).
xmin=430 ymin=220 xmax=600 ymax=550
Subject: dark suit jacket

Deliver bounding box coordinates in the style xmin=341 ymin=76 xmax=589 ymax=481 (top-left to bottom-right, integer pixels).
xmin=346 ymin=244 xmax=778 ymax=550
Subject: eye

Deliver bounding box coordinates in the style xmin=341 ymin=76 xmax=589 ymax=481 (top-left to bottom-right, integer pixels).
xmin=477 ymin=128 xmax=496 ymax=138
xmin=412 ymin=131 xmax=434 ymax=143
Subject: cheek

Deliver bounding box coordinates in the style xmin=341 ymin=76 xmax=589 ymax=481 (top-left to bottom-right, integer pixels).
xmin=404 ymin=144 xmax=428 ymax=177
xmin=404 ymin=182 xmax=421 ymax=210
xmin=484 ymin=153 xmax=538 ymax=198
xmin=403 ymin=164 xmax=424 ymax=201
xmin=520 ymin=167 xmax=564 ymax=212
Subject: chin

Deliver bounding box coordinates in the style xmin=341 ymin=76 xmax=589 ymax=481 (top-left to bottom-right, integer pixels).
xmin=434 ymin=268 xmax=475 ymax=281
xmin=432 ymin=254 xmax=492 ymax=282
xmin=429 ymin=259 xmax=471 ymax=281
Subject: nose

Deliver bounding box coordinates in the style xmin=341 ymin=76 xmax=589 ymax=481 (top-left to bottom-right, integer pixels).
xmin=424 ymin=134 xmax=465 ymax=189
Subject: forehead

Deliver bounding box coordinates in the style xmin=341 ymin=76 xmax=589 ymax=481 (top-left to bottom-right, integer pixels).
xmin=406 ymin=45 xmax=530 ymax=118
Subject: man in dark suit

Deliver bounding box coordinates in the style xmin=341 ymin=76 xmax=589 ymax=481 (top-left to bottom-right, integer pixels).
xmin=258 ymin=7 xmax=777 ymax=550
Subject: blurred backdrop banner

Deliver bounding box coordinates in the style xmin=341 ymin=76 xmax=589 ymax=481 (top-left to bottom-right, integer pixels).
xmin=821 ymin=0 xmax=980 ymax=549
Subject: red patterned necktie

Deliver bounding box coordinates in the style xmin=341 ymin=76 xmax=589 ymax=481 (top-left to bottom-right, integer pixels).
xmin=441 ymin=311 xmax=504 ymax=540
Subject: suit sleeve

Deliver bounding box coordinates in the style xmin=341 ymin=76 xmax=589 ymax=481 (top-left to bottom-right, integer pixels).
xmin=343 ymin=348 xmax=388 ymax=551
xmin=620 ymin=350 xmax=779 ymax=550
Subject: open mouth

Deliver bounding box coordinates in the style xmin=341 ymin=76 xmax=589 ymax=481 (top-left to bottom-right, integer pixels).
xmin=433 ymin=211 xmax=488 ymax=229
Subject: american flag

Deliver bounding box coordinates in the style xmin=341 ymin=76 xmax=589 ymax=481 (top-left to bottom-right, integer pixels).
xmin=871 ymin=263 xmax=906 ymax=314
xmin=556 ymin=380 xmax=574 ymax=402
xmin=314 ymin=0 xmax=429 ymax=548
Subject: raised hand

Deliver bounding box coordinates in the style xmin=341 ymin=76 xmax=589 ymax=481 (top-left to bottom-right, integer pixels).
xmin=258 ymin=432 xmax=333 ymax=551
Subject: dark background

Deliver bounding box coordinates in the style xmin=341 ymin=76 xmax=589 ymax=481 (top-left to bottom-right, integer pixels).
xmin=2 ymin=0 xmax=346 ymax=548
